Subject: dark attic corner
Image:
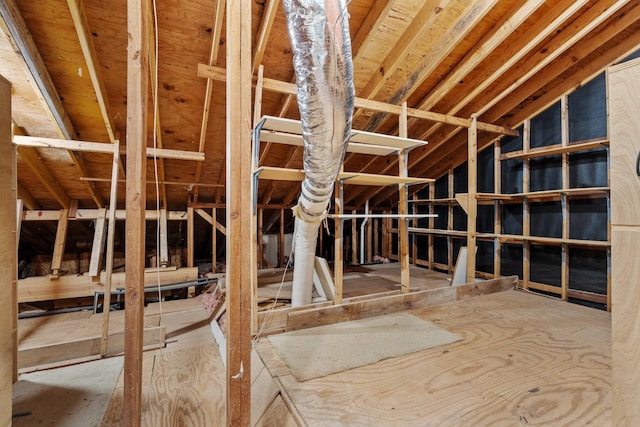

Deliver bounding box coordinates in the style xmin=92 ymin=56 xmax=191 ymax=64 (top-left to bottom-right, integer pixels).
xmin=1 ymin=0 xmax=639 ymax=425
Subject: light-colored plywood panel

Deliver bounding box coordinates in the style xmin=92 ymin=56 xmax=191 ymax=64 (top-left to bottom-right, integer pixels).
xmin=609 ymin=58 xmax=640 ymax=226
xmin=268 ymin=290 xmax=611 ymax=426
xmin=612 ymin=228 xmax=640 ymax=425
xmin=0 ymin=74 xmax=16 ymax=426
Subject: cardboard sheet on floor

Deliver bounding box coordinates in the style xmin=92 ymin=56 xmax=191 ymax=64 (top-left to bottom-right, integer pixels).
xmin=267 ymin=312 xmax=462 ymax=381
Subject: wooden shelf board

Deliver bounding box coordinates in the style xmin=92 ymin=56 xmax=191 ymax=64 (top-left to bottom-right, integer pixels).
xmin=500 ymin=138 xmax=609 ymax=160
xmin=338 ymin=172 xmax=433 ymax=186
xmin=255 ymin=166 xmax=305 ymax=181
xmin=259 ymin=115 xmax=427 ymax=151
xmin=330 ymin=214 xmax=437 ymax=219
xmin=259 ymin=131 xmax=397 ymax=156
xmin=498 ymin=234 xmax=610 ymax=247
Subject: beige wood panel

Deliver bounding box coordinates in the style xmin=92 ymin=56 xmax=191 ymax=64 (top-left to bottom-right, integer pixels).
xmin=609 ymin=58 xmax=640 ymax=226
xmin=265 ymin=290 xmax=611 ymax=426
xmin=612 ymin=228 xmax=640 ymax=425
xmin=0 ymin=74 xmax=16 ymax=426
xmin=102 ymin=344 xmax=226 ymax=426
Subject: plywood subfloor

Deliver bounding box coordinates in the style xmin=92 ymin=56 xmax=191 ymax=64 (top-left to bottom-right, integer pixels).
xmin=258 ymin=290 xmax=611 ymax=426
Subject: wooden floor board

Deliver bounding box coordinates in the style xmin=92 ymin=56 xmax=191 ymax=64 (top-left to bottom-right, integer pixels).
xmin=262 ymin=290 xmax=611 ymax=426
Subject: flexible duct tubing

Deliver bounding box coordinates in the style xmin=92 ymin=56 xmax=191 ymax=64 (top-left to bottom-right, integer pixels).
xmin=282 ymin=0 xmax=355 ymax=306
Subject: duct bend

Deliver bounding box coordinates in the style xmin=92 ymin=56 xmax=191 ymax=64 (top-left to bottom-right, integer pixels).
xmin=282 ymin=0 xmax=355 ymax=306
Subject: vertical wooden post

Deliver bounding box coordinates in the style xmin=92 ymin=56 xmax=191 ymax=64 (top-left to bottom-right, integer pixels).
xmin=101 ymin=142 xmax=120 ymax=356
xmin=465 ymin=115 xmax=478 ymax=283
xmin=373 ymin=217 xmax=379 ymax=257
xmin=258 ymin=208 xmax=264 ymax=269
xmin=493 ymin=138 xmax=502 ymax=278
xmin=334 ymin=182 xmax=344 ymax=304
xmin=226 ymin=0 xmax=253 ymax=423
xmin=0 ymin=75 xmax=17 ymax=425
xmin=278 ymin=208 xmax=285 ymax=267
xmin=411 ymin=193 xmax=418 ymax=264
xmin=351 ymin=211 xmax=357 ymax=264
xmin=187 ymin=206 xmax=194 ymax=268
xmin=89 ymin=208 xmax=107 ymax=277
xmin=51 ymin=209 xmax=69 ymax=277
xmin=159 ymin=208 xmax=169 ymax=266
xmin=366 ymin=213 xmax=373 ymax=263
xmin=212 ymin=208 xmax=217 ymax=273
xmin=560 ymin=95 xmax=569 ymax=300
xmin=447 ymin=169 xmax=454 ymax=273
xmin=398 ymin=103 xmax=410 ymax=292
xmin=428 ymin=183 xmax=435 ymax=270
xmin=522 ymin=120 xmax=530 ymax=289
xmin=124 ymin=0 xmax=149 ymax=424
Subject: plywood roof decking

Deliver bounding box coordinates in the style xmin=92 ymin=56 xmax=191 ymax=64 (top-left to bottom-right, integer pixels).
xmin=1 ymin=0 xmax=639 ymax=211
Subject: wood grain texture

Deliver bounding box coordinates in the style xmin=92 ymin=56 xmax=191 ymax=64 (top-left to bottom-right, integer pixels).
xmin=609 ymin=58 xmax=640 ymax=227
xmin=265 ymin=290 xmax=611 ymax=426
xmin=611 ymin=230 xmax=640 ymax=427
xmin=286 ymin=276 xmax=516 ymax=331
xmin=101 ymin=344 xmax=226 ymax=426
xmin=0 ymin=74 xmax=15 ymax=426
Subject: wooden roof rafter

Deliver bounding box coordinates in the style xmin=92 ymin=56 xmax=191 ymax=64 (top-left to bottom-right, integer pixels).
xmin=1 ymin=0 xmax=104 ymax=208
xmin=347 ymin=0 xmax=601 ymax=207
xmin=193 ymin=0 xmax=226 ymax=203
xmin=365 ymin=4 xmax=640 ymax=208
xmin=147 ymin=5 xmax=168 ymax=209
xmin=359 ymin=0 xmax=500 ymax=134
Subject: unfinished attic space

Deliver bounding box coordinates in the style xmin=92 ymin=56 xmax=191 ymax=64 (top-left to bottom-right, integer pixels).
xmin=2 ymin=0 xmax=640 ymax=425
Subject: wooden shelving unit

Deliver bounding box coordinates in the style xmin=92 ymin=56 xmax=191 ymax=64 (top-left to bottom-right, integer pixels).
xmin=252 ymin=109 xmax=435 ymax=304
xmin=407 ymin=93 xmax=611 ymax=308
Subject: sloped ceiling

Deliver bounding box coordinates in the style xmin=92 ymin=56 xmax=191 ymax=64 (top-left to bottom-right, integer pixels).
xmin=1 ymin=0 xmax=639 ymax=213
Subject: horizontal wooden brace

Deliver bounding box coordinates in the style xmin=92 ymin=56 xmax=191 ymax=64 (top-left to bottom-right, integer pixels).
xmin=14 ymin=135 xmax=205 ymax=161
xmin=198 ymin=64 xmax=518 ymax=136
xmin=24 ymin=209 xmax=188 ymax=221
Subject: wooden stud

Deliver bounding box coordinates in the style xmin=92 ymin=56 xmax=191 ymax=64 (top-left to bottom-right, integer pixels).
xmin=373 ymin=217 xmax=379 ymax=258
xmin=428 ymin=183 xmax=435 ymax=270
xmin=447 ymin=169 xmax=454 ymax=273
xmin=0 ymin=75 xmax=17 ymax=421
xmin=252 ymin=0 xmax=280 ymax=73
xmin=89 ymin=208 xmax=107 ymax=277
xmin=226 ymin=0 xmax=253 ymax=423
xmin=279 ymin=209 xmax=285 ymax=267
xmin=399 ymin=103 xmax=410 ymax=292
xmin=100 ymin=141 xmax=120 ymax=356
xmin=561 ymin=95 xmax=569 ymax=301
xmin=351 ymin=211 xmax=357 ymax=264
xmin=465 ymin=116 xmax=478 ymax=283
xmin=367 ymin=212 xmax=373 ymax=263
xmin=523 ymin=121 xmax=531 ymax=289
xmin=123 ymin=0 xmax=149 ymax=424
xmin=159 ymin=209 xmax=169 ymax=267
xmin=494 ymin=139 xmax=502 ymax=278
xmin=334 ymin=182 xmax=344 ymax=304
xmin=187 ymin=207 xmax=194 ymax=268
xmin=212 ymin=208 xmax=217 ymax=273
xmin=51 ymin=209 xmax=70 ymax=278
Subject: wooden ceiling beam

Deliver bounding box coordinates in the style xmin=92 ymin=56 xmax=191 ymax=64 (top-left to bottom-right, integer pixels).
xmin=361 ymin=0 xmax=499 ymax=133
xmin=415 ymin=0 xmax=599 ymax=143
xmin=194 ymin=0 xmax=226 ymax=203
xmin=349 ymin=0 xmax=613 ymax=208
xmin=353 ymin=0 xmax=454 ymax=121
xmin=405 ymin=0 xmax=632 ymax=181
xmin=14 ymin=135 xmax=205 ymax=160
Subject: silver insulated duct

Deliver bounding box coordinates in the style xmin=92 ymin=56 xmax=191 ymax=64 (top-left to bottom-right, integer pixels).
xmin=282 ymin=0 xmax=355 ymax=306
